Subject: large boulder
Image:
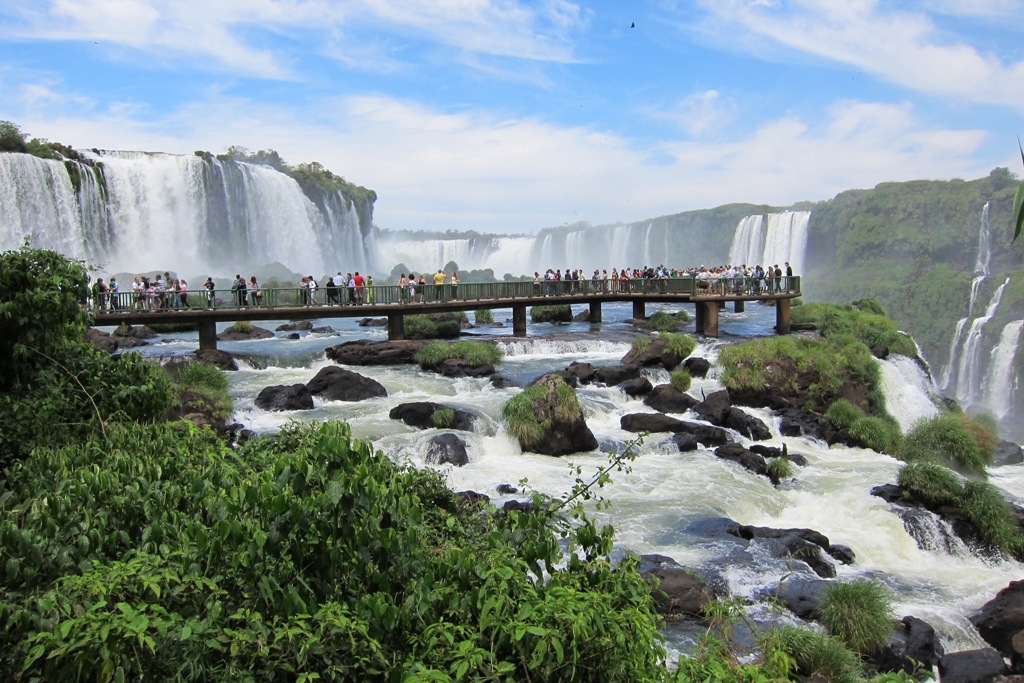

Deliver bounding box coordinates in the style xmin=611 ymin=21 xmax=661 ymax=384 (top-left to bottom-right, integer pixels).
xmin=425 ymin=433 xmax=470 ymax=467
xmin=255 ymin=384 xmax=314 ymax=411
xmin=306 ymin=366 xmax=387 ymax=401
xmin=764 ymin=577 xmax=832 ymax=619
xmin=971 ymin=580 xmax=1024 ymax=670
xmin=645 ymin=384 xmax=699 ymax=414
xmin=620 ymin=377 xmax=653 ymax=397
xmin=389 ymin=402 xmax=478 ymax=432
xmin=639 ymin=555 xmax=717 ymax=618
xmin=112 ymin=323 xmax=158 ymax=340
xmin=325 ymin=339 xmax=430 ymax=365
xmin=724 ymin=407 xmax=772 ymax=441
xmin=84 ymin=328 xmax=118 ymax=353
xmin=433 ymin=358 xmax=496 ymax=378
xmin=217 ymin=325 xmax=274 ymax=341
xmin=276 ymin=321 xmax=313 ymax=331
xmin=938 ymin=648 xmax=1008 ymax=683
xmin=594 ymin=364 xmax=642 ymax=386
xmin=994 ymin=441 xmax=1024 ymax=467
xmin=683 ymin=357 xmax=711 ymax=378
xmin=195 ymin=348 xmax=239 ymax=371
xmin=621 ymin=413 xmax=688 ymax=433
xmin=870 ymin=616 xmax=944 ymax=677
xmin=693 ymin=389 xmax=733 ymax=425
xmin=620 ymin=335 xmax=691 ymax=370
xmin=715 ymin=443 xmax=769 ymax=478
xmin=513 ymin=374 xmax=598 ymax=456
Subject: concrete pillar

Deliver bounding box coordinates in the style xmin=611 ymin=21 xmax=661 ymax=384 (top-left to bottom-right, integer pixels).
xmin=632 ymin=300 xmax=645 ymax=321
xmin=700 ymin=301 xmax=719 ymax=337
xmin=198 ymin=319 xmax=218 ymax=351
xmin=388 ymin=313 xmax=405 ymax=340
xmin=734 ymin=300 xmax=745 ymax=313
xmin=776 ymin=298 xmax=791 ymax=335
xmin=588 ymin=301 xmax=602 ymax=323
xmin=694 ymin=301 xmax=704 ymax=334
xmin=512 ymin=305 xmax=527 ymax=337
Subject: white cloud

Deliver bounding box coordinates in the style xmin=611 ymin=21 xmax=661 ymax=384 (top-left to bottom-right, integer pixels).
xmin=694 ymin=0 xmax=1024 ymax=112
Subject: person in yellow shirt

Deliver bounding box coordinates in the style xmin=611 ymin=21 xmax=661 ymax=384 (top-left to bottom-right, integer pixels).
xmin=433 ymin=269 xmax=446 ymax=301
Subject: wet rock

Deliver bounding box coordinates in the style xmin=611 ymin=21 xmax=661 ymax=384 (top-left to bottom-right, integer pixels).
xmin=113 ymin=323 xmax=158 ymax=339
xmin=620 ymin=335 xmax=692 ymax=370
xmin=389 ymin=402 xmax=478 ymax=432
xmin=217 ymin=325 xmax=274 ymax=341
xmin=870 ymin=616 xmax=944 ymax=676
xmin=724 ymin=406 xmax=772 ymax=440
xmin=255 ymin=384 xmax=314 ymax=411
xmin=620 ymin=377 xmax=653 ymax=397
xmin=645 ymin=384 xmax=699 ymax=414
xmin=683 ymin=357 xmax=711 ymax=378
xmin=693 ymin=389 xmax=733 ymax=425
xmin=621 ymin=413 xmax=688 ymax=433
xmin=306 ymin=366 xmax=387 ymax=401
xmin=640 ymin=554 xmax=716 ymax=618
xmin=276 ymin=321 xmax=313 ymax=331
xmin=434 ymin=358 xmax=495 ymax=378
xmin=496 ymin=484 xmax=518 ymax=494
xmin=938 ymin=648 xmax=1008 ymax=683
xmin=972 ymin=580 xmax=1024 ymax=669
xmin=310 ymin=326 xmax=336 ymax=334
xmin=85 ymin=328 xmax=118 ymax=353
xmin=994 ymin=441 xmax=1024 ymax=467
xmin=490 ymin=373 xmax=517 ymax=388
xmin=195 ymin=348 xmax=238 ymax=371
xmin=325 ymin=339 xmax=430 ymax=366
xmin=426 ymin=433 xmax=469 ymax=467
xmin=714 ymin=443 xmax=768 ymax=478
xmin=765 ymin=577 xmax=832 ymax=619
xmin=357 ymin=318 xmax=387 ymax=327
xmin=514 ymin=374 xmax=598 ymax=456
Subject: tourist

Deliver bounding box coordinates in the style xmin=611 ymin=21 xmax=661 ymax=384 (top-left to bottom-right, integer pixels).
xmin=204 ymin=277 xmax=215 ymax=309
xmin=345 ymin=273 xmax=355 ymax=305
xmin=353 ymin=271 xmax=365 ymax=305
xmin=417 ymin=274 xmax=427 ymax=302
xmin=450 ymin=271 xmax=459 ymax=300
xmin=433 ymin=269 xmax=446 ymax=301
xmin=399 ymin=273 xmax=409 ymax=302
xmin=533 ymin=271 xmax=541 ymax=296
xmin=307 ymin=275 xmax=319 ymax=305
xmin=249 ymin=276 xmax=261 ymax=307
xmin=366 ymin=275 xmax=374 ymax=304
xmin=91 ymin=277 xmax=107 ymax=311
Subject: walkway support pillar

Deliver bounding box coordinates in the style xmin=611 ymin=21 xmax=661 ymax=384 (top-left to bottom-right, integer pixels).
xmin=388 ymin=313 xmax=405 ymax=341
xmin=699 ymin=301 xmax=719 ymax=337
xmin=776 ymin=299 xmax=791 ymax=335
xmin=588 ymin=301 xmax=602 ymax=323
xmin=512 ymin=304 xmax=527 ymax=337
xmin=632 ymin=300 xmax=645 ymax=321
xmin=734 ymin=300 xmax=744 ymax=313
xmin=694 ymin=301 xmax=704 ymax=333
xmin=198 ymin=319 xmax=218 ymax=351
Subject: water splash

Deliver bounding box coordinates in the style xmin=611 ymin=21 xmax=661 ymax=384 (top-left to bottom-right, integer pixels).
xmin=983 ymin=320 xmax=1024 ymax=419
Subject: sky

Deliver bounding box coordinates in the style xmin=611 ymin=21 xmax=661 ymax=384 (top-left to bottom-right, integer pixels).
xmin=2 ymin=0 xmax=1024 ymax=235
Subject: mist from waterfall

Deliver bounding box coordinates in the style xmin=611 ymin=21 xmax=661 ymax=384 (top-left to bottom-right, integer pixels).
xmin=726 ymin=211 xmax=811 ymax=272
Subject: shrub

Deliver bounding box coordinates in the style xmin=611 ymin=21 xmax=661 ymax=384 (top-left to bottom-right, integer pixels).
xmin=530 ymin=305 xmax=572 ymax=322
xmin=432 ymin=408 xmax=455 ymax=428
xmin=226 ymin=320 xmax=254 ymax=334
xmin=901 ymin=414 xmax=989 ymax=476
xmin=825 ymin=399 xmax=864 ymax=430
xmin=631 ymin=337 xmax=651 ymax=354
xmin=766 ymin=457 xmax=794 ymax=483
xmin=404 ymin=315 xmax=438 ymax=339
xmin=172 ymin=361 xmax=233 ymax=417
xmin=661 ymin=333 xmax=697 ymax=359
xmin=415 ymin=340 xmax=502 ymax=370
xmin=897 ymin=461 xmax=962 ymax=507
xmin=770 ymin=626 xmax=863 ymax=683
xmin=960 ymin=480 xmax=1024 ymax=556
xmin=502 ymin=386 xmax=549 ymax=450
xmin=434 ymin=320 xmax=461 ymax=338
xmin=670 ymin=369 xmax=692 ymax=393
xmin=648 ymin=311 xmax=678 ymax=332
xmin=818 ymin=580 xmax=894 ymax=655
xmin=473 ymin=308 xmax=493 ymax=325
xmin=848 ymin=415 xmax=902 ymax=454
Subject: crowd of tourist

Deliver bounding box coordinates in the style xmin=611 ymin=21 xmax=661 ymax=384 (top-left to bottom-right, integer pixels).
xmin=88 ymin=262 xmax=795 ymax=312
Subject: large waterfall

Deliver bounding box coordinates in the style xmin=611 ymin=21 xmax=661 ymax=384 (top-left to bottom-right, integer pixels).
xmin=727 ymin=211 xmax=810 ymax=271
xmin=0 ymin=151 xmax=375 ymax=278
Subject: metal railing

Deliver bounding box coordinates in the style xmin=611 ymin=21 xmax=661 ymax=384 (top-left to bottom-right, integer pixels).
xmin=88 ymin=276 xmax=800 ymax=313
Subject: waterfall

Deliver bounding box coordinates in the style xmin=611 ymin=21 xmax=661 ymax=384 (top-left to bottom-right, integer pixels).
xmin=879 ymin=355 xmax=940 ymax=433
xmin=377 ymin=234 xmax=535 ymax=277
xmin=975 ymin=202 xmax=992 ymax=276
xmin=727 ymin=211 xmax=810 ymax=272
xmin=0 ymin=150 xmax=375 ymax=278
xmin=953 ymin=277 xmax=1010 ymax=405
xmin=983 ymin=320 xmax=1024 ymax=419
xmin=728 ymin=215 xmax=765 ymax=267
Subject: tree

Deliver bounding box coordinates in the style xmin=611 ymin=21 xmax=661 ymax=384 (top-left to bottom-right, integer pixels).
xmin=0 ymin=120 xmax=28 ymax=153
xmin=1013 ymin=140 xmax=1024 ymax=244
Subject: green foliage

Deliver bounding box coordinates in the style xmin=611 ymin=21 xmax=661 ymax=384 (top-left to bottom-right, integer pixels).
xmin=718 ymin=335 xmax=887 ymax=416
xmin=818 ymin=580 xmax=894 ymax=655
xmin=670 ymin=369 xmax=693 ymax=393
xmin=765 ymin=457 xmax=794 ymax=484
xmin=631 ymin=337 xmax=651 ymax=354
xmin=661 ymin=332 xmax=697 ymax=359
xmin=225 ymin=320 xmax=254 ymax=334
xmin=415 ymin=341 xmax=502 ymax=370
xmin=171 ymin=361 xmax=233 ymax=418
xmin=473 ymin=308 xmax=494 ymax=325
xmin=897 ymin=462 xmax=1024 ymax=556
xmin=502 ymin=389 xmax=548 ymax=449
xmin=530 ymin=305 xmax=573 ymax=322
xmin=848 ymin=415 xmax=902 ymax=455
xmin=853 ymin=298 xmax=887 ymax=316
xmin=825 ymin=399 xmax=865 ymax=430
xmin=0 ymin=120 xmax=28 ymax=152
xmin=770 ymin=626 xmax=864 ymax=683
xmin=431 ymin=408 xmax=455 ymax=428
xmin=897 ymin=461 xmax=962 ymax=507
xmin=900 ymin=413 xmax=992 ymax=476
xmin=795 ymin=301 xmax=918 ymax=357
xmin=649 ymin=311 xmax=678 ymax=333
xmin=0 ymin=245 xmax=91 ymax=392
xmin=0 ymin=421 xmax=669 ymax=681
xmin=404 ymin=314 xmax=439 ymax=339
xmin=1012 ymin=141 xmax=1024 ymax=244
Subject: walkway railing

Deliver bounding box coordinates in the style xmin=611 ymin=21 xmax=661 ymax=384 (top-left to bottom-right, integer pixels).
xmin=88 ymin=276 xmax=800 ymax=313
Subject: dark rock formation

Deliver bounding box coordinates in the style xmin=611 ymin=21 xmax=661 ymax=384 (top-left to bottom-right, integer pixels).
xmin=516 ymin=373 xmax=598 ymax=456
xmin=310 ymin=326 xmax=336 ymax=334
xmin=715 ymin=443 xmax=769 ymax=479
xmin=620 ymin=377 xmax=653 ymax=397
xmin=255 ymin=384 xmax=314 ymax=411
xmin=938 ymin=648 xmax=1008 ymax=683
xmin=621 ymin=413 xmax=688 ymax=434
xmin=325 ymin=339 xmax=430 ymax=365
xmin=723 ymin=406 xmax=772 ymax=441
xmin=357 ymin=318 xmax=388 ymax=327
xmin=425 ymin=433 xmax=469 ymax=467
xmin=195 ymin=348 xmax=238 ymax=371
xmin=644 ymin=384 xmax=699 ymax=414
xmin=306 ymin=366 xmax=387 ymax=401
xmin=490 ymin=374 xmax=517 ymax=388
xmin=763 ymin=577 xmax=832 ymax=619
xmin=84 ymin=328 xmax=119 ymax=353
xmin=620 ymin=335 xmax=691 ymax=370
xmin=870 ymin=616 xmax=944 ymax=677
xmin=217 ymin=325 xmax=274 ymax=341
xmin=971 ymin=580 xmax=1024 ymax=671
xmin=276 ymin=321 xmax=313 ymax=331
xmin=113 ymin=323 xmax=158 ymax=339
xmin=728 ymin=524 xmax=853 ymax=578
xmin=693 ymin=389 xmax=733 ymax=425
xmin=563 ymin=362 xmax=641 ymax=387
xmin=683 ymin=356 xmax=711 ymax=378
xmin=433 ymin=358 xmax=496 ymax=378
xmin=994 ymin=441 xmax=1024 ymax=467
xmin=639 ymin=554 xmax=716 ymax=618
xmin=389 ymin=402 xmax=478 ymax=432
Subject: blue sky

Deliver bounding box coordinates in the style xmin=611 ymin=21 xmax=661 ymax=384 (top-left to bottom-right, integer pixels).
xmin=2 ymin=0 xmax=1023 ymax=234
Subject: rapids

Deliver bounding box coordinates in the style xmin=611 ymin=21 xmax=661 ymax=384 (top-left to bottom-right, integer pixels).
xmin=118 ymin=300 xmax=1022 ymax=654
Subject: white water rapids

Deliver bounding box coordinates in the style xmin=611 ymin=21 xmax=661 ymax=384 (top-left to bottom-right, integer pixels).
xmin=122 ymin=302 xmax=1021 ymax=655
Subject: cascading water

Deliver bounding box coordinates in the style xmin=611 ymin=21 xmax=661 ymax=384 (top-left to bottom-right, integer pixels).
xmin=878 ymin=355 xmax=940 ymax=433
xmin=952 ymin=277 xmax=1010 ymax=406
xmin=726 ymin=211 xmax=810 ymax=272
xmin=983 ymin=320 xmax=1024 ymax=419
xmin=0 ymin=150 xmax=375 ymax=278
